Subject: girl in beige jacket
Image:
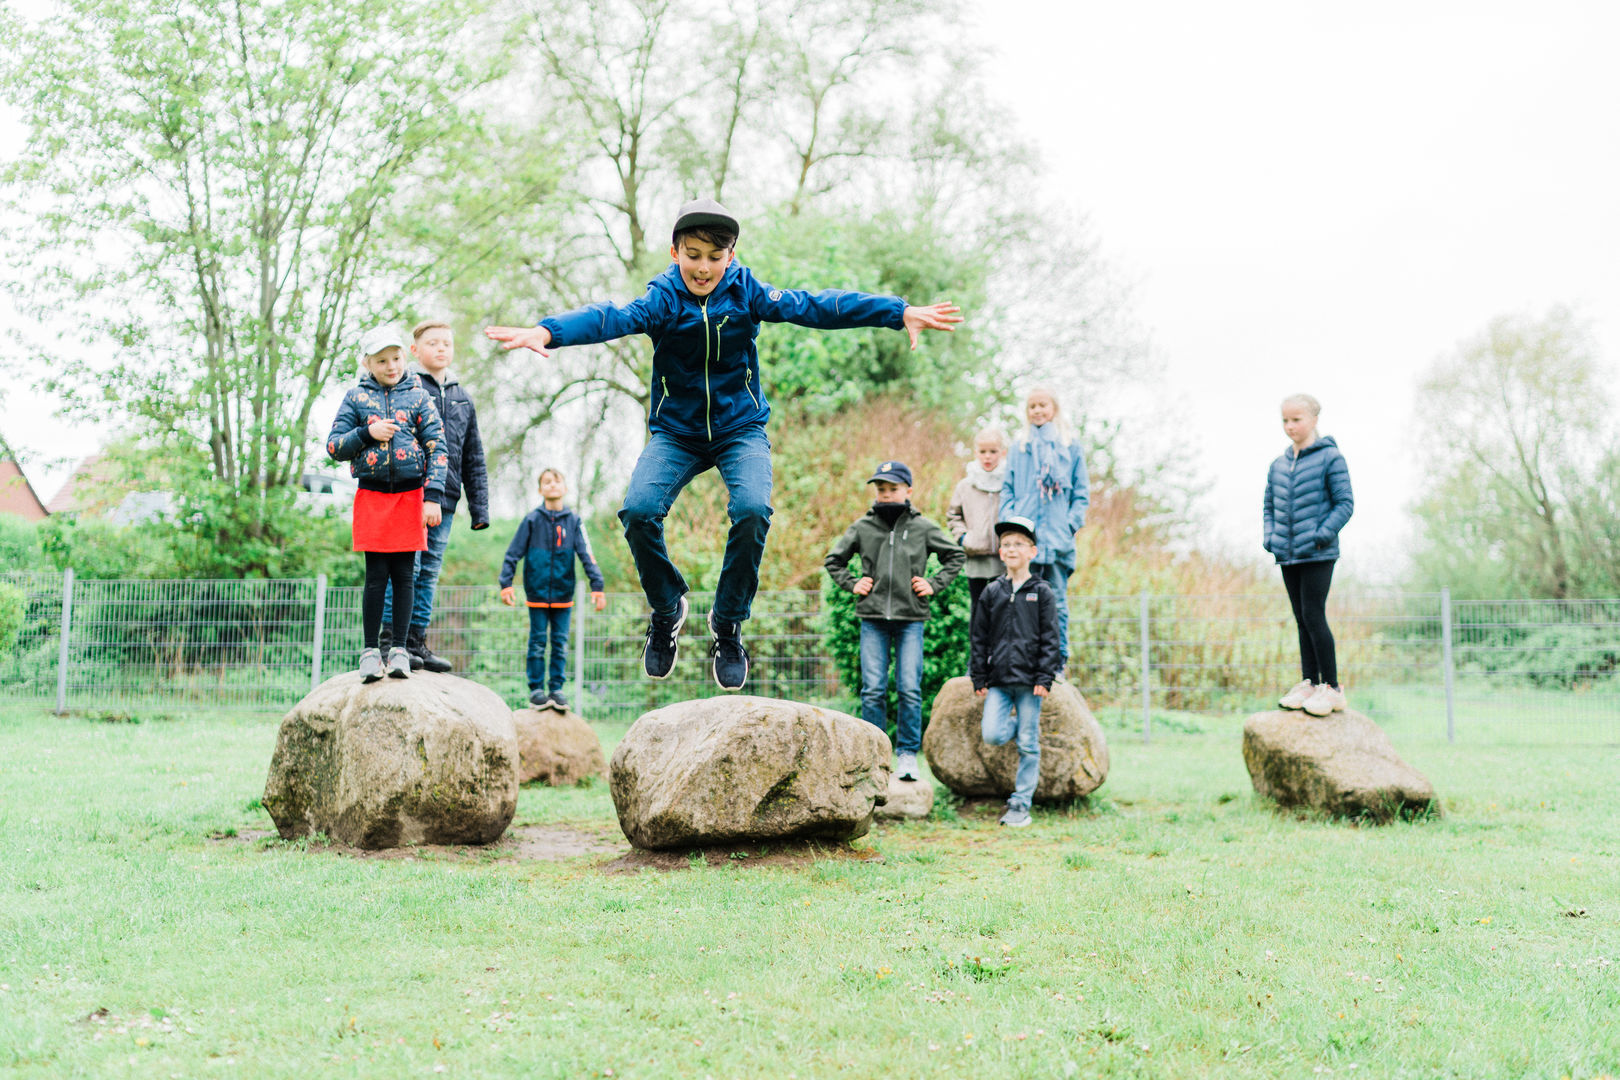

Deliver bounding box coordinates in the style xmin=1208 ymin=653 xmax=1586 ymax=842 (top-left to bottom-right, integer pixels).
xmin=946 ymin=428 xmax=1009 ymax=618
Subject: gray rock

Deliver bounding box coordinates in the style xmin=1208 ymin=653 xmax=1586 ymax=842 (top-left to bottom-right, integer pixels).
xmin=609 ymin=696 xmax=891 ymax=850
xmin=874 ymin=775 xmax=935 ymax=821
xmin=515 ymin=707 xmax=606 ymax=786
xmin=921 ymin=676 xmax=1110 ymax=803
xmin=1242 ymin=708 xmax=1437 ymax=821
xmin=263 ymin=672 xmax=518 ymax=849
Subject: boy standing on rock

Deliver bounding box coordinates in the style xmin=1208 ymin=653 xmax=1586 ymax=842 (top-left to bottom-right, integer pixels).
xmin=825 ymin=460 xmax=964 ymax=783
xmin=969 ymin=517 xmax=1061 ymax=828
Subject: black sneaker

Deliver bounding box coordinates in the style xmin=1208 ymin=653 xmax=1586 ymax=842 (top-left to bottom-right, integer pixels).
xmin=641 ymin=594 xmax=689 ymax=680
xmin=407 ymin=626 xmax=452 ymax=673
xmin=548 ymin=691 xmax=569 ymax=711
xmin=528 ymin=689 xmax=548 ymax=708
xmin=708 ymin=610 xmax=749 ymax=691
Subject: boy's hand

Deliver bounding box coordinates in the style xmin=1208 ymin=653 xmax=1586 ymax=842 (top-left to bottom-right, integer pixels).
xmin=368 ymin=419 xmax=398 ymax=442
xmin=499 ymin=586 xmax=516 ymax=607
xmin=911 ymin=576 xmax=934 ymax=597
xmin=591 ymin=591 xmax=606 ymax=611
xmin=853 ymin=577 xmax=875 ymax=596
xmin=1034 ymin=685 xmax=1049 ymax=698
xmin=902 ymin=302 xmax=963 ymax=350
xmin=975 ymin=688 xmax=987 ymax=698
xmin=484 ymin=325 xmax=552 ymax=356
xmin=423 ymin=501 xmax=442 ymax=528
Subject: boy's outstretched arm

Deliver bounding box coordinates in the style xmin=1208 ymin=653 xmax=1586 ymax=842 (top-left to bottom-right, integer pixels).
xmin=486 ymin=287 xmax=676 ymax=356
xmin=748 ymin=273 xmax=962 ymax=350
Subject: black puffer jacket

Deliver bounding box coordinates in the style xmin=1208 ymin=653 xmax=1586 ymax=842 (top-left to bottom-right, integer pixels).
xmin=969 ymin=575 xmax=1062 ymax=691
xmin=415 ymin=368 xmax=489 ymax=528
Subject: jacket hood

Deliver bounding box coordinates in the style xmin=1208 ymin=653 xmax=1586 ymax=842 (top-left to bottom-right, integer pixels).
xmin=1286 ymin=434 xmax=1338 ymax=458
xmin=359 ymin=371 xmax=421 ymax=394
xmin=413 ymin=365 xmax=458 ymax=387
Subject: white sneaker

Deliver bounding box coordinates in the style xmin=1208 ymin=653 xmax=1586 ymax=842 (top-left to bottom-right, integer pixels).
xmin=1302 ymin=683 xmax=1345 ymax=717
xmin=1279 ymin=679 xmax=1314 ymax=710
xmin=386 ymin=647 xmax=412 ymax=679
xmin=896 ymin=753 xmax=919 ymax=782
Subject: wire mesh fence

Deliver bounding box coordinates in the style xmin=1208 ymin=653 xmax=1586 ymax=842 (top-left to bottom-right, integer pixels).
xmin=4 ymin=569 xmax=1619 ymax=737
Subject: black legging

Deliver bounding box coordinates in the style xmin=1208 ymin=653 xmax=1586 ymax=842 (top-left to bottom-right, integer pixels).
xmin=363 ymin=551 xmax=415 ymax=650
xmin=968 ymin=576 xmax=990 ymax=619
xmin=1281 ymin=559 xmax=1337 ymax=686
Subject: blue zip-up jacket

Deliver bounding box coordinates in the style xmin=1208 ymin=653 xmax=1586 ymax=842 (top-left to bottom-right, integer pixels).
xmin=1263 ymin=435 xmax=1353 ymax=565
xmin=539 ymin=261 xmax=907 ymax=441
xmin=999 ymin=428 xmax=1090 ymax=564
xmin=325 ymin=372 xmax=448 ymax=495
xmin=498 ymin=506 xmax=606 ymax=605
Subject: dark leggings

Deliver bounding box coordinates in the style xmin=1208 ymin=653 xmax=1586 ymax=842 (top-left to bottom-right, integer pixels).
xmin=968 ymin=576 xmax=990 ymax=620
xmin=363 ymin=552 xmax=415 ymax=650
xmin=1281 ymin=560 xmax=1337 ymax=686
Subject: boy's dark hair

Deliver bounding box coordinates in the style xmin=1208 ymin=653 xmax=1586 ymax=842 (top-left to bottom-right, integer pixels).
xmin=673 ymin=224 xmax=737 ymax=251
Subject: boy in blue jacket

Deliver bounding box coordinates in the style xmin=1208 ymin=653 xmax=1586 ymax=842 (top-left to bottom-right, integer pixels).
xmin=499 ymin=468 xmax=607 ymax=710
xmin=487 ymin=199 xmax=961 ymax=691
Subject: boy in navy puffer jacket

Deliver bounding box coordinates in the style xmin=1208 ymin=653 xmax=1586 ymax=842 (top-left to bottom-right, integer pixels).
xmin=500 ymin=469 xmax=606 ymax=710
xmin=486 ymin=199 xmax=962 ymax=692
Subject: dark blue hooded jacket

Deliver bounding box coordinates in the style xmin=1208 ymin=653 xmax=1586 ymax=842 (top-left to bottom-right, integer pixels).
xmin=539 ymin=261 xmax=906 ymax=442
xmin=1263 ymin=436 xmax=1353 ymax=565
xmin=499 ymin=506 xmax=606 ymax=605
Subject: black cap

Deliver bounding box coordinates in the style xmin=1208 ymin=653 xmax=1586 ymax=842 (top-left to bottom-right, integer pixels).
xmin=994 ymin=516 xmax=1037 ymax=544
xmin=672 ymin=198 xmax=739 ymax=244
xmin=866 ymin=460 xmax=913 ymax=486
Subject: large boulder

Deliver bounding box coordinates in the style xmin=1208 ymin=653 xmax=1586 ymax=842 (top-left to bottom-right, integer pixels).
xmin=609 ymin=696 xmax=891 ymax=850
xmin=514 ymin=707 xmax=607 ymax=786
xmin=922 ymin=676 xmax=1109 ymax=803
xmin=263 ymin=672 xmax=518 ymax=849
xmin=873 ymin=776 xmax=935 ymax=821
xmin=1242 ymin=708 xmax=1437 ymax=821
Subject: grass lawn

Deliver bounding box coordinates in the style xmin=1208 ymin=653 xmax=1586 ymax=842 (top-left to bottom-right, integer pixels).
xmin=1 ymin=702 xmax=1616 ymax=1079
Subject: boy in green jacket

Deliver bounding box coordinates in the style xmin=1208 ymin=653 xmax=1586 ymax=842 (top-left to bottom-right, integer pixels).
xmin=825 ymin=460 xmax=965 ymax=781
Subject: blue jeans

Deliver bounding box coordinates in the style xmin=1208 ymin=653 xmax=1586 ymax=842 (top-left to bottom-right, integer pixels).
xmin=1032 ymin=553 xmax=1074 ymax=666
xmin=382 ymin=509 xmax=455 ymax=634
xmin=527 ymin=606 xmax=572 ymax=694
xmin=859 ymin=619 xmax=924 ymax=755
xmin=619 ymin=424 xmax=772 ymax=624
xmin=982 ymin=685 xmax=1043 ymax=810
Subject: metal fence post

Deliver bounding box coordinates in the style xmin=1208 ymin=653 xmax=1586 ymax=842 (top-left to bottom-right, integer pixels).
xmin=1440 ymin=587 xmax=1456 ymax=742
xmin=311 ymin=574 xmax=327 ymax=691
xmin=55 ymin=567 xmax=74 ymax=716
xmin=575 ymin=582 xmax=586 ymax=701
xmin=1139 ymin=591 xmax=1151 ymax=743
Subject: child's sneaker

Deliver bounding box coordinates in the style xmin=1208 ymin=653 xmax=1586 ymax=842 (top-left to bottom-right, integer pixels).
xmin=1279 ymin=679 xmax=1314 ymax=710
xmin=998 ymin=805 xmax=1032 ymax=828
xmin=359 ymin=648 xmax=384 ymax=683
xmin=386 ymin=647 xmax=412 ymax=679
xmin=528 ymin=689 xmax=548 ymax=708
xmin=708 ymin=610 xmax=749 ymax=691
xmin=548 ymin=691 xmax=569 ymax=712
xmin=641 ymin=594 xmax=689 ymax=679
xmin=1302 ymin=683 xmax=1345 ymax=717
xmin=896 ymin=752 xmax=919 ymax=781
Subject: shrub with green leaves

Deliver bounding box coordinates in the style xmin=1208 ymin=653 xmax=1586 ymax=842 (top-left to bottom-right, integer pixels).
xmin=0 ymin=581 xmax=24 ymax=659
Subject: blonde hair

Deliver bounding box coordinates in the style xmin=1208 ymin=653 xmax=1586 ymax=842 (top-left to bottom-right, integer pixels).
xmin=1019 ymin=387 xmax=1074 ymax=445
xmin=1281 ymin=393 xmax=1321 ymax=417
xmin=412 ymin=319 xmax=452 ymax=340
xmin=973 ymin=427 xmax=1008 ymax=451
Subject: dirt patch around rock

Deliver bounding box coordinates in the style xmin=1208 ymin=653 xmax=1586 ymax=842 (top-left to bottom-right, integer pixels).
xmin=599 ymin=837 xmax=884 ymax=874
xmin=207 ymin=823 xmax=625 ymax=863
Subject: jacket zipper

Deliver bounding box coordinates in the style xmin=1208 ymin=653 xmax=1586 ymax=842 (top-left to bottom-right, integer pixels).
xmin=383 ymin=384 xmax=395 ymax=484
xmin=701 ymin=299 xmax=712 ymax=440
xmin=655 ymin=377 xmax=669 ymax=418
xmin=743 ymin=365 xmax=758 ymax=409
xmin=1288 ymin=448 xmax=1298 ymax=558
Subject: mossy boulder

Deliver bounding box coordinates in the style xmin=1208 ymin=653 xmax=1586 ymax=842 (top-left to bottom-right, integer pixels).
xmin=1243 ymin=708 xmax=1437 ymax=821
xmin=922 ymin=677 xmax=1109 ymax=803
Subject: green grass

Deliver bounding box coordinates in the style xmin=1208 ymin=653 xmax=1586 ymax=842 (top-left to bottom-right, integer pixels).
xmin=1 ymin=705 xmax=1616 ymax=1078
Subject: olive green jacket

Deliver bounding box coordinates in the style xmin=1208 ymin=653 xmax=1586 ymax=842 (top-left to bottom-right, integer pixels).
xmin=824 ymin=505 xmax=965 ymax=621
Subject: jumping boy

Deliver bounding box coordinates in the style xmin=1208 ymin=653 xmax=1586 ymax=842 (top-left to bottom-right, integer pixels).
xmin=970 ymin=517 xmax=1062 ymax=828
xmin=381 ymin=319 xmax=490 ymax=672
xmin=486 ymin=199 xmax=961 ymax=691
xmin=825 ymin=460 xmax=965 ymax=781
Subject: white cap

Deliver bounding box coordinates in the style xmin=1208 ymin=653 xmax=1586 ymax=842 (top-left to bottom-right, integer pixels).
xmin=357 ymin=326 xmax=406 ymax=360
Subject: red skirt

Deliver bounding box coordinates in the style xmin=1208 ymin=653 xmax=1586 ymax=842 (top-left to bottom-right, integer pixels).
xmin=352 ymin=487 xmax=427 ymax=552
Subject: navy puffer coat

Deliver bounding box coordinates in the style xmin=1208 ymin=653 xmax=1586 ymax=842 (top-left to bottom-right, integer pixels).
xmin=1263 ymin=436 xmax=1353 ymax=565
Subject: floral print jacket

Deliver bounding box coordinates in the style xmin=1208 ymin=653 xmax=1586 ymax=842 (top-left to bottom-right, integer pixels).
xmin=325 ymin=372 xmax=448 ymax=494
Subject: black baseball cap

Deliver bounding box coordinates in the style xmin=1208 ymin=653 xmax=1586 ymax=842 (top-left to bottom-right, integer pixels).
xmin=995 ymin=517 xmax=1037 ymax=544
xmin=671 ymin=198 xmax=739 ymax=244
xmin=866 ymin=460 xmax=913 ymax=486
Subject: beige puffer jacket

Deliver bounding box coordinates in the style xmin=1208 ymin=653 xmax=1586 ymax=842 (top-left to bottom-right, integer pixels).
xmin=947 ymin=464 xmax=1005 ymax=579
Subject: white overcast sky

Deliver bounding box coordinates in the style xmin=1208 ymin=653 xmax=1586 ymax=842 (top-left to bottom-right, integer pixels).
xmin=6 ymin=1 xmax=1618 ymax=584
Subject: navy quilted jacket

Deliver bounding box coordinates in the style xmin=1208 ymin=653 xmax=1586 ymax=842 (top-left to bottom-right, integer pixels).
xmin=325 ymin=372 xmax=448 ymax=495
xmin=1263 ymin=436 xmax=1353 ymax=565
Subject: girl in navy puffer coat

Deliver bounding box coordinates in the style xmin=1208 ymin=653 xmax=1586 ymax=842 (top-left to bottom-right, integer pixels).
xmin=1263 ymin=393 xmax=1353 ymax=717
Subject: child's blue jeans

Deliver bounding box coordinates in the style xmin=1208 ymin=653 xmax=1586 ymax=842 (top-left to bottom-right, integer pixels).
xmin=526 ymin=606 xmax=572 ymax=695
xmin=859 ymin=618 xmax=924 ymax=755
xmin=618 ymin=423 xmax=772 ymax=625
xmin=1031 ymin=553 xmax=1074 ymax=667
xmin=982 ymin=685 xmax=1043 ymax=810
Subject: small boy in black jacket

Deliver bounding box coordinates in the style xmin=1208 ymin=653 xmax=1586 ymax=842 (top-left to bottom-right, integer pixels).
xmin=500 ymin=469 xmax=606 ymax=710
xmin=969 ymin=516 xmax=1062 ymax=827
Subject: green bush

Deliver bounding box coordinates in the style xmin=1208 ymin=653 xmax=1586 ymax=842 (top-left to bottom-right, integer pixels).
xmin=819 ymin=560 xmax=969 ymax=736
xmin=0 ymin=517 xmax=47 ymax=570
xmin=0 ymin=581 xmax=24 ymax=659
